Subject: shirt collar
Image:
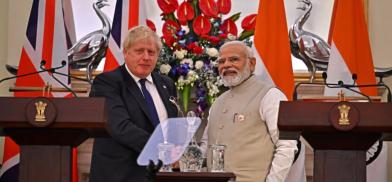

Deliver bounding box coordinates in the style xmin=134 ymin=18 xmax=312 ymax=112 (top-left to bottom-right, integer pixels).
xmin=125 ymin=64 xmax=153 ymax=84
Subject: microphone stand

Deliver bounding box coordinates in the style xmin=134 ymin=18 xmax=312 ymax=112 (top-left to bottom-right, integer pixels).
xmin=40 ymin=60 xmax=78 ymax=97
xmin=0 ymin=60 xmax=66 ymax=84
xmin=293 ymin=72 xmax=392 ymax=103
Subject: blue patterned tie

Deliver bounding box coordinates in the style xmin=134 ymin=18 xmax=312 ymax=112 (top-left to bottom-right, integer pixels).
xmin=139 ymin=79 xmax=160 ymax=127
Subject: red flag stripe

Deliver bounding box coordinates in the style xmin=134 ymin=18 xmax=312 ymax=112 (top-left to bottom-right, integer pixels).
xmin=42 ymin=0 xmax=56 ymax=69
xmin=128 ymin=0 xmax=139 ymax=29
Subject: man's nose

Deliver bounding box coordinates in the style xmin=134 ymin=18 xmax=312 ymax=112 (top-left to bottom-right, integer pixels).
xmin=221 ymin=59 xmax=233 ymax=68
xmin=141 ymin=51 xmax=151 ymax=59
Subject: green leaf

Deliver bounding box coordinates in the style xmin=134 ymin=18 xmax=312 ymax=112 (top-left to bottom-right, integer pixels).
xmin=238 ymin=30 xmax=255 ymax=41
xmin=228 ymin=12 xmax=241 ymax=22
xmin=166 ymin=13 xmax=177 ymax=22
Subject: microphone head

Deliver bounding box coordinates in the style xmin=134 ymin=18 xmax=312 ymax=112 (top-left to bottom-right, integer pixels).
xmin=40 ymin=60 xmax=46 ymax=66
xmin=61 ymin=60 xmax=67 ymax=66
xmin=338 ymin=80 xmax=344 ymax=85
xmin=352 ymin=73 xmax=358 ymax=81
xmin=322 ymin=72 xmax=328 ymax=80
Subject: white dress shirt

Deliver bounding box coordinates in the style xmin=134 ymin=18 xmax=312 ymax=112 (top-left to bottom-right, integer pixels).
xmin=201 ymin=88 xmax=297 ymax=182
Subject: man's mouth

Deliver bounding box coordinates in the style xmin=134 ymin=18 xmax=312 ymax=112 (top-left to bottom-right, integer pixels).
xmin=222 ymin=70 xmax=238 ymax=76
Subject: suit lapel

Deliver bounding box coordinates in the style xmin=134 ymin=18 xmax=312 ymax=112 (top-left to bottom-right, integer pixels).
xmin=120 ymin=66 xmax=155 ymax=125
xmin=152 ymin=72 xmax=178 ymax=118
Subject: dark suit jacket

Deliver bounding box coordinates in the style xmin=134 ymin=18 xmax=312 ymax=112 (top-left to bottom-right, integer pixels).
xmin=89 ymin=65 xmax=178 ymax=182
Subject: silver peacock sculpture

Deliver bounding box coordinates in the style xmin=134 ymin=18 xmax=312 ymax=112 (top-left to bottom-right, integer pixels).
xmin=288 ymin=0 xmax=392 ymax=83
xmin=289 ymin=0 xmax=330 ymax=82
xmin=67 ymin=0 xmax=111 ymax=83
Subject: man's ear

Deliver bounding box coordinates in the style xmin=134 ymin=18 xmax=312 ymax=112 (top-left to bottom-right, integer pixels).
xmin=249 ymin=57 xmax=256 ymax=72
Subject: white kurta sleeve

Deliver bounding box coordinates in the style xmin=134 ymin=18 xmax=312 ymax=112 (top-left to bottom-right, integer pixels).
xmin=260 ymin=88 xmax=298 ymax=182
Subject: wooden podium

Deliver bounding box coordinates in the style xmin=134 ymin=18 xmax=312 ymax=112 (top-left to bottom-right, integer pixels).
xmin=0 ymin=97 xmax=107 ymax=182
xmin=278 ymin=101 xmax=392 ymax=182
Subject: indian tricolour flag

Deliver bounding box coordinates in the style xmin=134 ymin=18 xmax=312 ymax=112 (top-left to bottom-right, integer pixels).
xmin=252 ymin=0 xmax=306 ymax=182
xmin=325 ymin=0 xmax=387 ymax=181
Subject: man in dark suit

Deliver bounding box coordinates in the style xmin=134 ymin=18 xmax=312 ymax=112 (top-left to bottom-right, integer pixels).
xmin=89 ymin=25 xmax=178 ymax=182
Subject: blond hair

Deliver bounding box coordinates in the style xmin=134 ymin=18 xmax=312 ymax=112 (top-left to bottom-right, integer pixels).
xmin=122 ymin=25 xmax=162 ymax=51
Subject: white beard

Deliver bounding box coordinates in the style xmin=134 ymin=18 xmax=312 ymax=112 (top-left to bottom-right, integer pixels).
xmin=221 ymin=64 xmax=251 ymax=87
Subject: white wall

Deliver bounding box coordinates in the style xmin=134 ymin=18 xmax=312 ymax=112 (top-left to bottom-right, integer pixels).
xmin=369 ymin=0 xmax=392 ymax=67
xmin=0 ymin=1 xmax=10 ymax=96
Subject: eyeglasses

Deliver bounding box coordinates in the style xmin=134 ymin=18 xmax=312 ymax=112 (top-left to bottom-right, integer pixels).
xmin=216 ymin=56 xmax=242 ymax=65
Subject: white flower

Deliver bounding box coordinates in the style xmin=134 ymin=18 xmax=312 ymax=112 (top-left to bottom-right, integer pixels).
xmin=159 ymin=64 xmax=171 ymax=75
xmin=174 ymin=49 xmax=187 ymax=59
xmin=182 ymin=26 xmax=190 ymax=34
xmin=187 ymin=70 xmax=196 ymax=77
xmin=206 ymin=80 xmax=221 ymax=97
xmin=181 ymin=58 xmax=194 ymax=68
xmin=195 ymin=60 xmax=204 ymax=70
xmin=206 ymin=48 xmax=219 ymax=57
xmin=227 ymin=33 xmax=237 ymax=40
xmin=211 ymin=60 xmax=218 ymax=67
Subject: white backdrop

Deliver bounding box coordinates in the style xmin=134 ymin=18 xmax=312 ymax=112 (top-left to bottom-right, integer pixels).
xmin=73 ymin=0 xmax=334 ymax=70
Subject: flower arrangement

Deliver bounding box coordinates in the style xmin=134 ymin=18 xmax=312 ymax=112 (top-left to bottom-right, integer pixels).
xmin=147 ymin=0 xmax=257 ymax=116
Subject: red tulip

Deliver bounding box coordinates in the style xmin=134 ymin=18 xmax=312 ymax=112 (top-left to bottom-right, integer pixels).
xmin=241 ymin=14 xmax=257 ymax=31
xmin=219 ymin=33 xmax=228 ymax=39
xmin=145 ymin=19 xmax=156 ymax=32
xmin=217 ymin=0 xmax=231 ymax=14
xmin=192 ymin=45 xmax=203 ymax=54
xmin=162 ymin=19 xmax=181 ymax=37
xmin=177 ymin=2 xmax=195 ymax=24
xmin=157 ymin=0 xmax=179 ymax=15
xmin=193 ymin=15 xmax=211 ymax=36
xmin=163 ymin=34 xmax=177 ymax=47
xmin=199 ymin=0 xmax=219 ymax=18
xmin=187 ymin=42 xmax=197 ymax=50
xmin=220 ymin=19 xmax=238 ymax=36
xmin=208 ymin=36 xmax=221 ymax=45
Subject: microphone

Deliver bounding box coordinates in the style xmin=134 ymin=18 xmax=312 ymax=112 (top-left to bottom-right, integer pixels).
xmin=0 ymin=60 xmax=66 ymax=84
xmin=293 ymin=72 xmax=392 ymax=103
xmin=333 ymin=79 xmax=372 ymax=102
xmin=40 ymin=60 xmax=78 ymax=97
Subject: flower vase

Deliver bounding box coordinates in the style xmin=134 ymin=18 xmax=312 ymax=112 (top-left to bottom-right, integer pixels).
xmin=179 ymin=136 xmax=204 ymax=172
xmin=181 ymin=84 xmax=192 ymax=113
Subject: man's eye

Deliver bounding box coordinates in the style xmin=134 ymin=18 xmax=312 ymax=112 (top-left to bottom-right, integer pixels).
xmin=229 ymin=57 xmax=239 ymax=62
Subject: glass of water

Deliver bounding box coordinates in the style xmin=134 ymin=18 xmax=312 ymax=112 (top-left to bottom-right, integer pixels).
xmin=157 ymin=142 xmax=175 ymax=172
xmin=209 ymin=144 xmax=226 ymax=172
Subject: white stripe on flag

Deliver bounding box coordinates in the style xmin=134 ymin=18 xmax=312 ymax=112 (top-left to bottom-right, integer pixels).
xmin=324 ymin=42 xmax=361 ymax=96
xmin=0 ymin=154 xmax=20 ymax=177
xmin=251 ymin=46 xmax=274 ymax=86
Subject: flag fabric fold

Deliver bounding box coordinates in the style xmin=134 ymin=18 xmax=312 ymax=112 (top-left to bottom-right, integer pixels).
xmin=252 ymin=1 xmax=306 ymax=182
xmin=325 ymin=1 xmax=387 ymax=182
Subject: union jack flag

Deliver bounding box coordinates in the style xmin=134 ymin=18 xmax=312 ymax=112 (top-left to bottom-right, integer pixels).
xmin=103 ymin=0 xmax=147 ymax=71
xmin=0 ymin=0 xmax=76 ymax=181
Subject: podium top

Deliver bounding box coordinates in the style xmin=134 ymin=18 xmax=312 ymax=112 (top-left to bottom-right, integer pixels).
xmin=0 ymin=97 xmax=107 ymax=129
xmin=0 ymin=97 xmax=108 ymax=145
xmin=278 ymin=101 xmax=392 ymax=133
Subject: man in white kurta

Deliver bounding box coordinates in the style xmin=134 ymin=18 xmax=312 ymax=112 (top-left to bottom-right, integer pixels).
xmin=201 ymin=41 xmax=297 ymax=182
